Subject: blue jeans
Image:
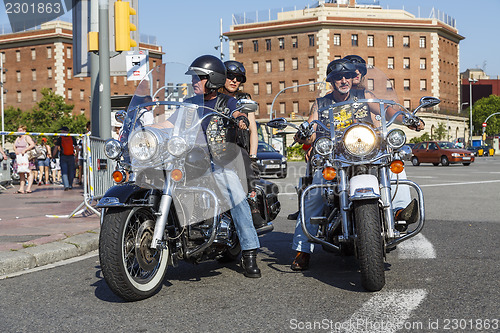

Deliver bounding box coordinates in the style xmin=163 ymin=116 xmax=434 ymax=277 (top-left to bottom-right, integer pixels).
xmin=60 ymin=154 xmax=75 ymax=189
xmin=212 ymin=166 xmax=260 ymax=251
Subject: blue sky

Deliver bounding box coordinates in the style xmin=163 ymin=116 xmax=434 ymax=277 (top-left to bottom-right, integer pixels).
xmin=1 ymin=0 xmax=498 ymax=78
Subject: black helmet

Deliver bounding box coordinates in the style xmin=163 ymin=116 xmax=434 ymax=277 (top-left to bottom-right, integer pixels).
xmin=326 ymin=59 xmax=357 ymax=82
xmin=343 ymin=55 xmax=367 ymax=76
xmin=224 ymin=60 xmax=247 ymax=83
xmin=185 ymin=55 xmax=226 ymax=90
xmin=185 ymin=147 xmax=210 ymax=180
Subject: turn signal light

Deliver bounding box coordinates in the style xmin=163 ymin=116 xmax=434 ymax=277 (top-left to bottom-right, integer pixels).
xmin=112 ymin=170 xmax=126 ymax=183
xmin=322 ymin=167 xmax=337 ymax=181
xmin=171 ymin=169 xmax=183 ymax=182
xmin=390 ymin=160 xmax=405 ymax=174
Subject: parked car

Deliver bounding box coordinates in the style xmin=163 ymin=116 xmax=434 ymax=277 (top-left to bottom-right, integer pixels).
xmin=256 ymin=141 xmax=287 ymax=178
xmin=467 ymin=145 xmax=495 ymax=157
xmin=411 ymin=141 xmax=475 ymax=166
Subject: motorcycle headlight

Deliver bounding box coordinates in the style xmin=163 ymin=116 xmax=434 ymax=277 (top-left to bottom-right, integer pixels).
xmin=167 ymin=136 xmax=187 ymax=157
xmin=129 ymin=129 xmax=159 ymax=161
xmin=387 ymin=129 xmax=406 ymax=149
xmin=315 ymin=137 xmax=334 ymax=156
xmin=104 ymin=139 xmax=122 ymax=160
xmin=343 ymin=125 xmax=376 ymax=157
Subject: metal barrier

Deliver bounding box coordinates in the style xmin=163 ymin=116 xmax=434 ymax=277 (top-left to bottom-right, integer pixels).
xmin=70 ymin=135 xmax=116 ymax=218
xmin=0 ymin=158 xmax=11 ymax=191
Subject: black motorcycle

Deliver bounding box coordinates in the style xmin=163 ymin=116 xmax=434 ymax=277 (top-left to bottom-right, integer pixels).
xmin=97 ymin=64 xmax=279 ymax=301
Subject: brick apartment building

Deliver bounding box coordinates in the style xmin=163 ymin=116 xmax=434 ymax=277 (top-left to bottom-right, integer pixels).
xmin=0 ymin=20 xmax=162 ymax=118
xmin=224 ymin=0 xmax=464 ymax=121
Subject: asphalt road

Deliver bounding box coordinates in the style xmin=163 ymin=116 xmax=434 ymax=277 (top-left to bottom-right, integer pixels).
xmin=1 ymin=159 xmax=499 ymax=332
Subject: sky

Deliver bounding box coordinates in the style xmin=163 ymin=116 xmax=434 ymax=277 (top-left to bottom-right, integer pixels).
xmin=0 ymin=0 xmax=499 ymax=78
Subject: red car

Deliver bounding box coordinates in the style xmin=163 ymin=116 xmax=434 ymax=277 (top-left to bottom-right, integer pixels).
xmin=411 ymin=141 xmax=475 ymax=166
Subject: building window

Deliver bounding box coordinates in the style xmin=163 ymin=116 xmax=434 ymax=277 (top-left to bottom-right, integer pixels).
xmin=403 ymin=36 xmax=410 ymax=47
xmin=367 ymin=79 xmax=374 ymax=91
xmin=1 ymin=52 xmax=5 ymax=63
xmin=16 ymin=50 xmax=20 ymax=62
xmin=292 ymin=80 xmax=299 ymax=92
xmin=309 ymin=79 xmax=315 ymax=92
xmin=266 ymin=103 xmax=272 ymax=115
xmin=367 ymin=35 xmax=374 ymax=47
xmin=253 ymin=40 xmax=258 ymax=52
xmin=47 ymin=47 xmax=52 ymax=59
xmin=278 ymin=37 xmax=285 ymax=49
xmin=292 ymin=36 xmax=298 ymax=48
xmin=279 ymin=102 xmax=285 ymax=114
xmin=292 ymin=58 xmax=298 ymax=70
xmin=279 ymin=81 xmax=285 ymax=92
xmin=404 ymin=100 xmax=411 ymax=109
xmin=308 ymin=34 xmax=315 ymax=46
xmin=31 ymin=49 xmax=36 ymax=60
xmin=68 ymin=89 xmax=72 ymax=100
xmin=253 ymin=62 xmax=259 ymax=74
xmin=333 ymin=34 xmax=341 ymax=46
xmin=266 ymin=82 xmax=272 ymax=94
xmin=67 ymin=47 xmax=71 ymax=59
xmin=113 ymin=76 xmax=117 ymax=84
xmin=387 ymin=35 xmax=394 ymax=47
xmin=253 ymin=83 xmax=259 ymax=95
xmin=419 ymin=37 xmax=426 ymax=48
xmin=308 ymin=56 xmax=315 ymax=69
xmin=420 ymin=79 xmax=427 ymax=91
xmin=420 ymin=58 xmax=427 ymax=69
xmin=403 ymin=57 xmax=410 ymax=69
xmin=67 ymin=68 xmax=72 ymax=79
xmin=266 ymin=60 xmax=272 ymax=72
xmin=32 ymin=69 xmax=36 ymax=81
xmin=237 ymin=42 xmax=243 ymax=53
xmin=351 ymin=34 xmax=358 ymax=47
xmin=293 ymin=101 xmax=299 ymax=113
xmin=387 ymin=57 xmax=394 ymax=69
xmin=266 ymin=39 xmax=271 ymax=51
xmin=32 ymin=89 xmax=36 ymax=101
xmin=17 ymin=91 xmax=21 ymax=103
xmin=365 ymin=57 xmax=374 ymax=67
xmin=279 ymin=59 xmax=285 ymax=72
xmin=80 ymin=89 xmax=85 ymax=101
xmin=387 ymin=79 xmax=394 ymax=90
xmin=16 ymin=70 xmax=21 ymax=82
xmin=47 ymin=67 xmax=52 ymax=79
xmin=404 ymin=79 xmax=410 ymax=91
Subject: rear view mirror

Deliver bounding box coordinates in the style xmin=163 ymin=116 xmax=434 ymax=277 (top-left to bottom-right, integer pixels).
xmin=419 ymin=96 xmax=441 ymax=108
xmin=267 ymin=117 xmax=288 ymax=130
xmin=115 ymin=110 xmax=126 ymax=124
xmin=236 ymin=99 xmax=258 ymax=114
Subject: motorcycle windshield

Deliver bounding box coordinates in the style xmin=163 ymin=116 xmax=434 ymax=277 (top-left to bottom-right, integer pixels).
xmin=120 ymin=63 xmax=248 ymax=226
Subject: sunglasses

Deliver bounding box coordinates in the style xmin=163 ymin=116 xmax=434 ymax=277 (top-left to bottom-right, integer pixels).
xmin=329 ymin=72 xmax=356 ymax=82
xmin=227 ymin=73 xmax=244 ymax=82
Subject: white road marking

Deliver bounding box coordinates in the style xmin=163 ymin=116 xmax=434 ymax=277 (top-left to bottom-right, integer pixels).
xmin=332 ymin=289 xmax=428 ymax=333
xmin=397 ymin=234 xmax=436 ymax=259
xmin=419 ymin=179 xmax=500 ymax=187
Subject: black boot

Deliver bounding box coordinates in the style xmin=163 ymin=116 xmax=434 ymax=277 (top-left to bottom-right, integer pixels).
xmin=241 ymin=249 xmax=261 ymax=278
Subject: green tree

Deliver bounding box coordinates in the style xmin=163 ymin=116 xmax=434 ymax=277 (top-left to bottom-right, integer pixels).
xmin=433 ymin=122 xmax=447 ymax=140
xmin=472 ymin=95 xmax=500 ymax=136
xmin=409 ymin=132 xmax=431 ymax=144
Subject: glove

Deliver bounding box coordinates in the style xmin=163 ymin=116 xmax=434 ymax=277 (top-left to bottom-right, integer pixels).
xmin=235 ymin=115 xmax=250 ymax=129
xmin=296 ymin=121 xmax=313 ymax=141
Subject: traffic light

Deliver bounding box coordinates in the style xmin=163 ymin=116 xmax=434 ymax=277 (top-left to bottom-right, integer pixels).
xmin=114 ymin=0 xmax=137 ymax=51
xmin=181 ymin=83 xmax=188 ymax=96
xmin=291 ymin=112 xmax=296 ymax=120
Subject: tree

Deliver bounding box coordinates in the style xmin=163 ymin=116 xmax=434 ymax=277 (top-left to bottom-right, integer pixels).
xmin=409 ymin=132 xmax=431 ymax=144
xmin=433 ymin=122 xmax=447 ymax=140
xmin=472 ymin=95 xmax=500 ymax=136
xmin=3 ymin=106 xmax=23 ymax=143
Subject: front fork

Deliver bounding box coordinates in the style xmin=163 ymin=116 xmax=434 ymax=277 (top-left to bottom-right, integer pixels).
xmin=379 ymin=166 xmax=397 ymax=239
xmin=151 ymin=177 xmax=173 ymax=249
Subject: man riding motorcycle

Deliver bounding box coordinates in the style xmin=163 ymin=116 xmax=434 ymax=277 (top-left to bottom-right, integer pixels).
xmin=291 ymin=58 xmax=424 ymax=271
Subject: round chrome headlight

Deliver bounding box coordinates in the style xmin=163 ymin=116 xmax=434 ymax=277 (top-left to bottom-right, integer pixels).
xmin=167 ymin=136 xmax=188 ymax=157
xmin=387 ymin=129 xmax=406 ymax=149
xmin=104 ymin=139 xmax=122 ymax=160
xmin=128 ymin=129 xmax=159 ymax=161
xmin=343 ymin=125 xmax=376 ymax=157
xmin=315 ymin=137 xmax=334 ymax=156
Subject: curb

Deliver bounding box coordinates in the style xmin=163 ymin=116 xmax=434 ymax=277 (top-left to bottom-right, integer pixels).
xmin=0 ymin=228 xmax=100 ymax=277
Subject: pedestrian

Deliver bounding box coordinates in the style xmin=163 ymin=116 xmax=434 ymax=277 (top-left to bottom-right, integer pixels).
xmin=50 ymin=144 xmax=61 ymax=185
xmin=37 ymin=137 xmax=52 ymax=185
xmin=13 ymin=125 xmax=35 ymax=194
xmin=55 ymin=126 xmax=77 ymax=191
xmin=76 ymin=121 xmax=90 ymax=186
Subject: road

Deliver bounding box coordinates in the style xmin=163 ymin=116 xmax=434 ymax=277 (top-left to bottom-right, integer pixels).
xmin=1 ymin=158 xmax=499 ymax=332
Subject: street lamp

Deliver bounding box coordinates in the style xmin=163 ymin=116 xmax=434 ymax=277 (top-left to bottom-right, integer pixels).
xmin=468 ymin=78 xmax=478 ymax=147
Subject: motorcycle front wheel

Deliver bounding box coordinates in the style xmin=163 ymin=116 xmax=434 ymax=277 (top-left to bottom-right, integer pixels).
xmin=353 ymin=199 xmax=385 ymax=292
xmin=99 ymin=207 xmax=169 ymax=301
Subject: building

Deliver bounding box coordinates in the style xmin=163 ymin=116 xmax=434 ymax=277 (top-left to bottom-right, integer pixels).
xmin=0 ymin=20 xmax=162 ymax=118
xmin=225 ymin=0 xmax=464 ymax=120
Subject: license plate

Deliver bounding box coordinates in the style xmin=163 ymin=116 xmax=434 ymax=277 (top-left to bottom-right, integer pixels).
xmin=462 ymin=157 xmax=471 ymax=160
xmin=265 ymin=164 xmax=281 ymax=169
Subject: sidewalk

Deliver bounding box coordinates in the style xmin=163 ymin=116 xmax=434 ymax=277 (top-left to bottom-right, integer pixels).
xmin=0 ymin=181 xmax=100 ymax=277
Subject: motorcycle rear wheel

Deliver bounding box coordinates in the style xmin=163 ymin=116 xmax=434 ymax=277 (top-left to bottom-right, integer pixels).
xmin=354 ymin=199 xmax=385 ymax=292
xmin=99 ymin=207 xmax=169 ymax=301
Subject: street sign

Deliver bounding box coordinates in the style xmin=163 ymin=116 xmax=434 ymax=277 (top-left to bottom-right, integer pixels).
xmin=126 ymin=50 xmax=149 ymax=81
xmin=482 ymin=122 xmax=487 ymax=127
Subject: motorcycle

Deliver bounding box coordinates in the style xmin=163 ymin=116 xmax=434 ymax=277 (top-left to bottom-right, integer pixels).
xmin=97 ymin=63 xmax=279 ymax=301
xmin=267 ymin=66 xmax=440 ymax=291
